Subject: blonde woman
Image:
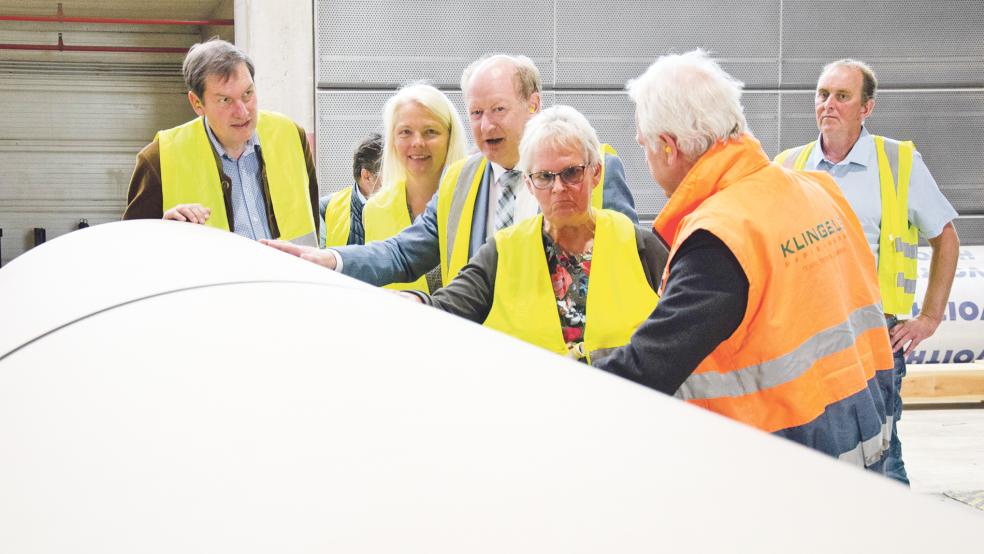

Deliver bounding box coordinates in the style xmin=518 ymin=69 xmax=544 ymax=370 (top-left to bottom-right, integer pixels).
xmin=364 ymin=83 xmax=468 ymax=292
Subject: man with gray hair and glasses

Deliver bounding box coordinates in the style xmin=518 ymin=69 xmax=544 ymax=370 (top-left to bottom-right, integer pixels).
xmin=124 ymin=38 xmax=319 ymax=246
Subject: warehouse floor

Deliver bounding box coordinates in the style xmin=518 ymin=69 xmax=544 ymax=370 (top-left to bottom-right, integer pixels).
xmin=901 ymin=407 xmax=984 ymax=513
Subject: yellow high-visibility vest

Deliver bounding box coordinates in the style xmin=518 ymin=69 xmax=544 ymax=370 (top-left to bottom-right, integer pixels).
xmin=363 ymin=180 xmax=430 ymax=293
xmin=484 ymin=209 xmax=659 ymax=364
xmin=158 ymin=110 xmax=315 ymax=242
xmin=437 ymin=144 xmax=619 ymax=284
xmin=775 ymin=136 xmax=918 ymax=315
xmin=324 ymin=186 xmax=353 ymax=248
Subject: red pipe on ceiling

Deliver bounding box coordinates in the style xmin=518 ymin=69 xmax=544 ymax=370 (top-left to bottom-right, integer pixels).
xmin=0 ymin=4 xmax=230 ymax=54
xmin=0 ymin=43 xmax=189 ymax=53
xmin=0 ymin=32 xmax=189 ymax=53
xmin=0 ymin=15 xmax=233 ymax=26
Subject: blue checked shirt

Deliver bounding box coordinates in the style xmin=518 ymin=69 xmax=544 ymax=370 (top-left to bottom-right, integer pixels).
xmin=204 ymin=118 xmax=272 ymax=240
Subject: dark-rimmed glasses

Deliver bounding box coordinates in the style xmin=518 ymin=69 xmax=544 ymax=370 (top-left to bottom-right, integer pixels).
xmin=526 ymin=164 xmax=589 ymax=190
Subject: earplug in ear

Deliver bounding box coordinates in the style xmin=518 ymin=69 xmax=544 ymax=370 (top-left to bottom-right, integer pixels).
xmin=664 ymin=146 xmax=672 ymax=154
xmin=529 ymin=107 xmax=535 ymax=113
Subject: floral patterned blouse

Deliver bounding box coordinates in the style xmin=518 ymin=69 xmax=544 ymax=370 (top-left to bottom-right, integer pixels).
xmin=543 ymin=230 xmax=592 ymax=361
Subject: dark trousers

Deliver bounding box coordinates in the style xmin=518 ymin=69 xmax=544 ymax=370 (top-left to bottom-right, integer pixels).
xmin=884 ymin=315 xmax=910 ymax=486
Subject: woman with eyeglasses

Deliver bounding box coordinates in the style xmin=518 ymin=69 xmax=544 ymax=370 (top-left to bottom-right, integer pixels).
xmin=404 ymin=105 xmax=667 ymax=364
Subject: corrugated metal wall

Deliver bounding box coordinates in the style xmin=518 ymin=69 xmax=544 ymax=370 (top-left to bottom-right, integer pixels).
xmin=313 ymin=0 xmax=984 ymax=242
xmin=0 ymin=5 xmax=226 ymax=266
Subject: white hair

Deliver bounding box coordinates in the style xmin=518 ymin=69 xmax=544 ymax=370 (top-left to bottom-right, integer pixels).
xmin=627 ymin=49 xmax=748 ymax=160
xmin=380 ymin=82 xmax=468 ymax=191
xmin=516 ymin=105 xmax=601 ymax=173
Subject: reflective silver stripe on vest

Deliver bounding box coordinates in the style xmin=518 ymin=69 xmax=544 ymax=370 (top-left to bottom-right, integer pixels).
xmin=882 ymin=138 xmax=899 ymax=193
xmin=675 ymin=303 xmax=886 ymax=401
xmin=893 ymin=237 xmax=918 ymax=260
xmin=288 ymin=231 xmax=318 ymax=248
xmin=838 ymin=415 xmax=892 ymax=468
xmin=445 ymin=155 xmax=487 ymax=265
xmin=896 ymin=273 xmax=917 ymax=294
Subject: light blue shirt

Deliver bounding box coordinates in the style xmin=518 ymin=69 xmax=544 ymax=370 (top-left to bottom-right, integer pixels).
xmin=204 ymin=117 xmax=271 ymax=240
xmin=804 ymin=127 xmax=957 ymax=263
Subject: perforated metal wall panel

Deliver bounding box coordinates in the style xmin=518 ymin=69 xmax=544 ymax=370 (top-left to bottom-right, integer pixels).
xmin=952 ymin=216 xmax=984 ymax=245
xmin=315 ymin=0 xmax=553 ymax=88
xmin=781 ymin=0 xmax=984 ymax=88
xmin=553 ymin=92 xmax=664 ymax=216
xmin=315 ymin=0 xmax=984 ymax=243
xmin=778 ymin=90 xmax=984 ymax=215
xmin=315 ymin=91 xmax=390 ymax=193
xmin=553 ymin=91 xmax=781 ymax=219
xmin=555 ymin=0 xmax=780 ymax=88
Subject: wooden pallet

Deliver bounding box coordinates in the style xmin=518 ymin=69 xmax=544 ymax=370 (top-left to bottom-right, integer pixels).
xmin=902 ymin=362 xmax=984 ymax=406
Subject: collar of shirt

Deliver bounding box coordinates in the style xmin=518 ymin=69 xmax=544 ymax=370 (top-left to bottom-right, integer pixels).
xmin=203 ymin=116 xmax=260 ymax=161
xmin=489 ymin=161 xmax=507 ymax=185
xmin=486 ymin=161 xmax=506 ymax=233
xmin=810 ymin=126 xmax=875 ymax=170
xmin=353 ymin=182 xmax=368 ymax=204
xmin=492 ymin=160 xmax=541 ymax=223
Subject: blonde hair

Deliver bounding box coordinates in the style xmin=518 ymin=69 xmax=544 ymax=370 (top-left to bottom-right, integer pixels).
xmin=379 ymin=83 xmax=468 ymax=191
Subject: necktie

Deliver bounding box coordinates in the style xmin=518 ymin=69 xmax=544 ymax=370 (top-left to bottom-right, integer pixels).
xmin=494 ymin=170 xmax=521 ymax=232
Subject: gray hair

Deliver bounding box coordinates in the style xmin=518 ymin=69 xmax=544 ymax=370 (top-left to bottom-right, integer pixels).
xmin=627 ymin=49 xmax=747 ymax=160
xmin=460 ymin=54 xmax=541 ymax=101
xmin=183 ymin=38 xmax=255 ymax=100
xmin=516 ymin=105 xmax=601 ymax=174
xmin=821 ymin=59 xmax=878 ymax=103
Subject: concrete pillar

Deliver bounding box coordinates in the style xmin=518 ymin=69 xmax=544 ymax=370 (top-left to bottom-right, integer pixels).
xmin=234 ymin=0 xmax=314 ymax=132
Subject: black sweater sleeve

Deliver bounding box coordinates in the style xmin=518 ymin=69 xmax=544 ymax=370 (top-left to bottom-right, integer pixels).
xmin=594 ymin=230 xmax=749 ymax=395
xmin=420 ymin=238 xmax=499 ymax=323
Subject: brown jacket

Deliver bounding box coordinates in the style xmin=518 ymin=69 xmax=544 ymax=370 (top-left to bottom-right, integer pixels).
xmin=123 ymin=119 xmax=319 ymax=239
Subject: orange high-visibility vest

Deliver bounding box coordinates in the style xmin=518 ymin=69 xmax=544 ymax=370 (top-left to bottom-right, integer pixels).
xmin=775 ymin=137 xmax=919 ymax=316
xmin=654 ymin=135 xmax=893 ymax=463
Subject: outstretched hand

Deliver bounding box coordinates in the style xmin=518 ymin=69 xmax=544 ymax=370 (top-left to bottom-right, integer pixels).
xmin=260 ymin=239 xmax=338 ymax=270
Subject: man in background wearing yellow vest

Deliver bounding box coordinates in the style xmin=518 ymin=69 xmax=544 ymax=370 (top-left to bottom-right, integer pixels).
xmin=263 ymin=54 xmax=637 ymax=286
xmin=124 ymin=39 xmax=319 ymax=246
xmin=319 ymin=133 xmax=382 ymax=247
xmin=775 ymin=59 xmax=960 ymax=485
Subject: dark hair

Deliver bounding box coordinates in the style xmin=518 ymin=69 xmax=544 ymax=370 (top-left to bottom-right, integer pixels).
xmin=183 ymin=38 xmax=256 ymax=100
xmin=353 ymin=133 xmax=383 ymax=182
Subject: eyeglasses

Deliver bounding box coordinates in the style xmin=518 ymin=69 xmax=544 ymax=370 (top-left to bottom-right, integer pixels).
xmin=526 ymin=164 xmax=590 ymax=190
